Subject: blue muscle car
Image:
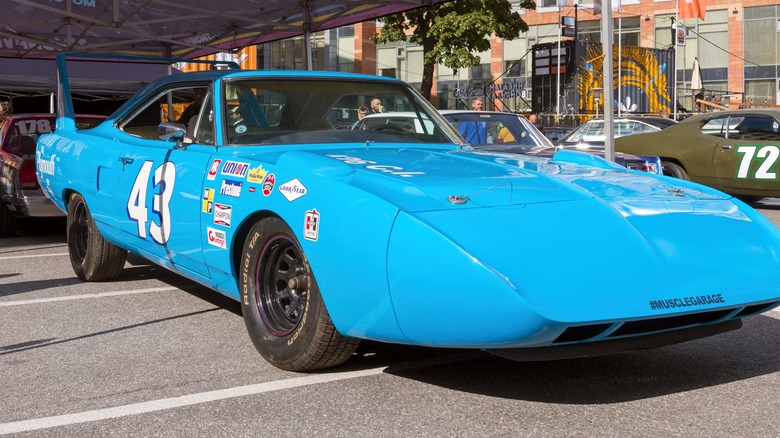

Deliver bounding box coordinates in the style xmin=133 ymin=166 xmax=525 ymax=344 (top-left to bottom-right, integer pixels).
xmin=37 ymin=55 xmax=780 ymax=371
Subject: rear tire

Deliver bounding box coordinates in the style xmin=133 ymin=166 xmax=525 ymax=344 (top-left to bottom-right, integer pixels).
xmin=662 ymin=161 xmax=690 ymax=180
xmin=240 ymin=217 xmax=359 ymax=371
xmin=67 ymin=193 xmax=127 ymax=281
xmin=0 ymin=203 xmax=18 ymax=237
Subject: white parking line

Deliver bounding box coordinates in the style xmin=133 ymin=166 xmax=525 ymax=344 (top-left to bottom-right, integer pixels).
xmin=0 ymin=287 xmax=179 ymax=307
xmin=0 ymin=352 xmax=482 ymax=435
xmin=0 ymin=252 xmax=68 ymax=260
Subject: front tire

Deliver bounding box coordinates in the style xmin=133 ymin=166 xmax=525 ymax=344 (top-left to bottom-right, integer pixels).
xmin=240 ymin=217 xmax=359 ymax=371
xmin=67 ymin=193 xmax=127 ymax=281
xmin=662 ymin=161 xmax=690 ymax=180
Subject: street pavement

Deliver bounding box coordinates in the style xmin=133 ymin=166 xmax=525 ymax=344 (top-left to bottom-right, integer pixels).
xmin=1 ymin=212 xmax=779 ymax=437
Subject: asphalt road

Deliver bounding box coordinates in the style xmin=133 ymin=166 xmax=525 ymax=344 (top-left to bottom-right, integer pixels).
xmin=1 ymin=208 xmax=780 ymax=437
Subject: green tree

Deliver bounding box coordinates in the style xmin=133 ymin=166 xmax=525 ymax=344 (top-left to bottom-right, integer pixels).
xmin=372 ymin=0 xmax=536 ymax=101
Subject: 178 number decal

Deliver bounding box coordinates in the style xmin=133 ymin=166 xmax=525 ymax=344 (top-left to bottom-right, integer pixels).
xmin=127 ymin=161 xmax=176 ymax=244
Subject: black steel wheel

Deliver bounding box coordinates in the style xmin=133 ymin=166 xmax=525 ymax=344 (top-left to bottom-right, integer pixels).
xmin=240 ymin=216 xmax=359 ymax=371
xmin=67 ymin=193 xmax=127 ymax=281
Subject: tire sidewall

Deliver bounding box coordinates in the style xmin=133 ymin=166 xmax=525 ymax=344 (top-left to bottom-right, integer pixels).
xmin=67 ymin=193 xmax=89 ymax=280
xmin=240 ymin=217 xmax=324 ymax=368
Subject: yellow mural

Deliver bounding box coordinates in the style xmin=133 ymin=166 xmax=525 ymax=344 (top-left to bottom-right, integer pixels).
xmin=577 ymin=43 xmax=673 ymax=115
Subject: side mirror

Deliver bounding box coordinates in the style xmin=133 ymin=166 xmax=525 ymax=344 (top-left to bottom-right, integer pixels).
xmin=158 ymin=122 xmax=186 ymax=141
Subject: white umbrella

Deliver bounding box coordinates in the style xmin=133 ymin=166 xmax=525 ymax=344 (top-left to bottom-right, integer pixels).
xmin=691 ymin=57 xmax=704 ymax=94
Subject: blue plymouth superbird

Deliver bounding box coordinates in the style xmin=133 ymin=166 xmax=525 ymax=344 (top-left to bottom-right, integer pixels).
xmin=37 ymin=56 xmax=780 ymax=371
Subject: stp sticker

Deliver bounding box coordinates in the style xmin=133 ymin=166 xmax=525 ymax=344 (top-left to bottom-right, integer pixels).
xmin=207 ymin=227 xmax=227 ymax=249
xmin=304 ymin=209 xmax=320 ymax=241
xmin=279 ymin=178 xmax=307 ymax=202
xmin=213 ymin=203 xmax=232 ymax=227
xmin=262 ymin=174 xmax=276 ymax=196
xmin=201 ymin=188 xmax=214 ymax=213
xmin=207 ymin=159 xmax=222 ymax=181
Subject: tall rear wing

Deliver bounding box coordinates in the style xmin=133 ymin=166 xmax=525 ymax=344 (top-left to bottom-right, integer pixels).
xmin=55 ymin=53 xmax=240 ymax=133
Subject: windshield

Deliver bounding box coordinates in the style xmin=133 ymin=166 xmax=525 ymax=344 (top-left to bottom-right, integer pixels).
xmin=222 ymin=78 xmax=460 ymax=146
xmin=443 ymin=112 xmax=552 ymax=150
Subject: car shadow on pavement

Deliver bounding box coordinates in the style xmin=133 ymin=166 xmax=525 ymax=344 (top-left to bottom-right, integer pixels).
xmin=348 ymin=315 xmax=780 ymax=404
xmin=119 ymin=262 xmax=242 ymax=317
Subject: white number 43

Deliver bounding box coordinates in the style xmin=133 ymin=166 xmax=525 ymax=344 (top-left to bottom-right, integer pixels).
xmin=736 ymin=145 xmax=780 ymax=180
xmin=127 ymin=160 xmax=177 ymax=244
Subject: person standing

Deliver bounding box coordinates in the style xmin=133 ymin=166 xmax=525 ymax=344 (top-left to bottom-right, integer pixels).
xmin=459 ymin=97 xmax=488 ymax=144
xmin=370 ymin=98 xmax=384 ymax=114
xmin=0 ymin=100 xmax=12 ymax=116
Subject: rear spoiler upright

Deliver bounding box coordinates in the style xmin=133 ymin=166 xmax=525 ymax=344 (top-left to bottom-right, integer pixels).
xmin=55 ymin=53 xmax=240 ymax=133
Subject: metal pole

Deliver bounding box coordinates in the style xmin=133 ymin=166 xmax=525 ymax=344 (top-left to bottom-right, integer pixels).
xmin=673 ymin=1 xmax=679 ymax=119
xmin=556 ymin=4 xmax=562 ymax=119
xmin=617 ymin=2 xmax=622 ymax=116
xmin=602 ymin=0 xmax=615 ymax=161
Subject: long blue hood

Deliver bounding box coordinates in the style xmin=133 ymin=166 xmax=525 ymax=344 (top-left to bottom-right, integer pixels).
xmin=271 ymin=145 xmax=724 ymax=212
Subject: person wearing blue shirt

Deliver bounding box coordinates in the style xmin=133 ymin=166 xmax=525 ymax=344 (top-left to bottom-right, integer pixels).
xmin=459 ymin=97 xmax=487 ymax=144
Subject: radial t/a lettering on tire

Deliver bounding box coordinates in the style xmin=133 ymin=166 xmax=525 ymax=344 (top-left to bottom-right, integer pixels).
xmin=240 ymin=216 xmax=359 ymax=371
xmin=67 ymin=192 xmax=128 ymax=281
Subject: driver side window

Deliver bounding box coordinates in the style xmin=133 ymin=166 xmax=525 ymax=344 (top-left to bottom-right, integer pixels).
xmin=121 ymin=85 xmax=211 ymax=142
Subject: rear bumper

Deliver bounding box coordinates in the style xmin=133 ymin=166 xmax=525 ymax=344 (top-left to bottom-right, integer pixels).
xmin=4 ymin=192 xmax=64 ymax=217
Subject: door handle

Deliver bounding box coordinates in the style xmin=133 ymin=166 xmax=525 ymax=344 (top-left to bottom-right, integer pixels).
xmin=722 ymin=145 xmax=732 ymax=149
xmin=119 ymin=157 xmax=135 ymax=165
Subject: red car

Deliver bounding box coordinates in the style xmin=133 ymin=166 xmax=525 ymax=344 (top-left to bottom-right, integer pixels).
xmin=0 ymin=113 xmax=105 ymax=236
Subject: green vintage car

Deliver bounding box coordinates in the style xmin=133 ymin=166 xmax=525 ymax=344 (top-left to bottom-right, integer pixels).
xmin=616 ymin=109 xmax=780 ymax=200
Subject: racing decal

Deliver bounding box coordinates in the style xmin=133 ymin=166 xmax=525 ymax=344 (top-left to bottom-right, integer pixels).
xmin=213 ymin=203 xmax=232 ymax=227
xmin=207 ymin=227 xmax=227 ymax=249
xmin=247 ymin=165 xmax=268 ymax=183
xmin=220 ymin=179 xmax=243 ymax=197
xmin=648 ymin=294 xmax=725 ymax=311
xmin=327 ymin=154 xmax=425 ymax=178
xmin=38 ymin=153 xmax=56 ymax=176
xmin=207 ymin=159 xmax=222 ymax=181
xmin=202 ymin=188 xmax=214 ymax=213
xmin=221 ymin=160 xmax=250 ymax=178
xmin=127 ymin=160 xmax=176 ymax=244
xmin=304 ymin=209 xmax=320 ymax=241
xmin=262 ymin=174 xmax=275 ymax=196
xmin=735 ymin=145 xmax=780 ymax=180
xmin=14 ymin=119 xmax=52 ymax=135
xmin=279 ymin=178 xmax=307 ymax=201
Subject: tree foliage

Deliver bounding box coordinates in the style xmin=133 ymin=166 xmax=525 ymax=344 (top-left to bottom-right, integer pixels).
xmin=372 ymin=0 xmax=536 ymax=100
